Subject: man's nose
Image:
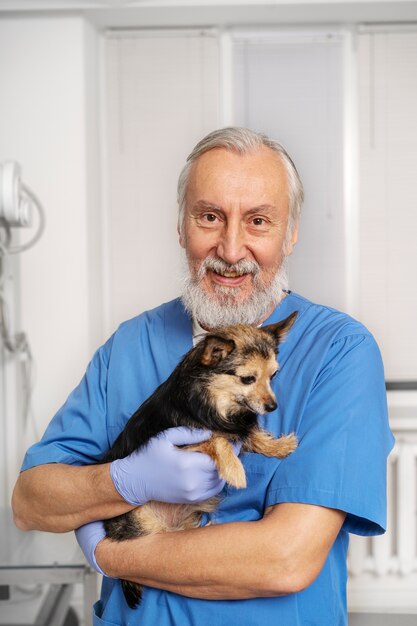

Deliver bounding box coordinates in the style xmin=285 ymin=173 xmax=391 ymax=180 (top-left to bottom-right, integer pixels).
xmin=216 ymin=222 xmax=247 ymax=264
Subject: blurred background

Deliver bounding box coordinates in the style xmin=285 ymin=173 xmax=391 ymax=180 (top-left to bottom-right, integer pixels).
xmin=0 ymin=1 xmax=416 ymax=624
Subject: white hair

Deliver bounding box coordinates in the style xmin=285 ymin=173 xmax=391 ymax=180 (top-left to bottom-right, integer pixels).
xmin=177 ymin=126 xmax=304 ymax=239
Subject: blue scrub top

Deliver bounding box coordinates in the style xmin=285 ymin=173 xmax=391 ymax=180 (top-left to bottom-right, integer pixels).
xmin=22 ymin=293 xmax=394 ymax=626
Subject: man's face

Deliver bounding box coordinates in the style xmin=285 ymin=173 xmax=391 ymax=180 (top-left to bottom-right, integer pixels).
xmin=180 ymin=146 xmax=298 ymax=327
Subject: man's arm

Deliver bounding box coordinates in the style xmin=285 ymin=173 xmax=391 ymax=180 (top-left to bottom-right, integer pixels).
xmin=95 ymin=502 xmax=346 ymax=599
xmin=12 ymin=463 xmax=132 ymax=532
xmin=12 ymin=428 xmax=226 ymax=533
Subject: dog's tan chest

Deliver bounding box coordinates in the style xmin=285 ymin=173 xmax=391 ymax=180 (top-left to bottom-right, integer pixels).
xmin=132 ymin=499 xmax=218 ymax=535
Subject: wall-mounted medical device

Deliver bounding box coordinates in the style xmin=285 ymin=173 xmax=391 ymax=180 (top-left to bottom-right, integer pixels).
xmin=0 ymin=161 xmax=45 ymax=357
xmin=0 ymin=161 xmax=45 ymax=513
xmin=0 ymin=161 xmax=45 ymax=253
xmin=0 ymin=161 xmax=32 ymax=228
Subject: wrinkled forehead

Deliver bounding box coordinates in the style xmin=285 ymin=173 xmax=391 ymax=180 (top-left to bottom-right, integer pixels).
xmin=186 ymin=147 xmax=289 ymax=211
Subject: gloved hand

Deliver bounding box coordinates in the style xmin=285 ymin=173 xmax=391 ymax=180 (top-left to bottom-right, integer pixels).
xmin=75 ymin=519 xmax=109 ymax=576
xmin=110 ymin=427 xmax=229 ymax=506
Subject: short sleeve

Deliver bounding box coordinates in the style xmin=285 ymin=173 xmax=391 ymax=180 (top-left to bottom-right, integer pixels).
xmin=21 ymin=336 xmax=114 ymax=470
xmin=266 ymin=333 xmax=395 ymax=536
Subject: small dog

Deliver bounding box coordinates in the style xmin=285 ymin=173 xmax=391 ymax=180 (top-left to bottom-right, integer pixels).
xmin=102 ymin=311 xmax=298 ymax=608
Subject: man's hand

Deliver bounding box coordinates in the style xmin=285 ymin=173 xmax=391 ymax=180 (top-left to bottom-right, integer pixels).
xmin=110 ymin=427 xmax=226 ymax=506
xmin=75 ymin=519 xmax=108 ymax=575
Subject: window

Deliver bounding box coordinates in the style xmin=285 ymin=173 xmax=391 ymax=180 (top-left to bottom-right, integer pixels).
xmin=232 ymin=30 xmax=347 ymax=312
xmin=358 ymin=29 xmax=417 ymax=382
xmin=105 ymin=30 xmax=220 ymax=331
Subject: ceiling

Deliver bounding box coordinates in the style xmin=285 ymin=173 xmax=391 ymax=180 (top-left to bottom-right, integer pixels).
xmin=0 ymin=0 xmax=417 ymax=29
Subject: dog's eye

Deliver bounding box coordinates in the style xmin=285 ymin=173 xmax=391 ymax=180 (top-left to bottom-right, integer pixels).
xmin=240 ymin=375 xmax=256 ymax=385
xmin=270 ymin=370 xmax=278 ymax=380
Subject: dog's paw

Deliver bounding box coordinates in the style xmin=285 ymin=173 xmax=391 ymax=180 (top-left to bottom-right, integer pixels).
xmin=219 ymin=461 xmax=247 ymax=489
xmin=274 ymin=433 xmax=298 ymax=458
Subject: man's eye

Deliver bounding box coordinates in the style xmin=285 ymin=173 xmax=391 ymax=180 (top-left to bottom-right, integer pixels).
xmin=252 ymin=217 xmax=265 ymax=226
xmin=204 ymin=213 xmax=218 ymax=223
xmin=240 ymin=375 xmax=256 ymax=385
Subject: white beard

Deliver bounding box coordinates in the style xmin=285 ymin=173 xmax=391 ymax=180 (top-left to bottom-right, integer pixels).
xmin=181 ymin=255 xmax=289 ymax=328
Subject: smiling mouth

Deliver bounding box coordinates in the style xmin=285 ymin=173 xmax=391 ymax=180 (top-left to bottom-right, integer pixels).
xmin=210 ymin=270 xmax=250 ymax=286
xmin=216 ymin=270 xmax=246 ymax=278
xmin=198 ymin=257 xmax=260 ymax=289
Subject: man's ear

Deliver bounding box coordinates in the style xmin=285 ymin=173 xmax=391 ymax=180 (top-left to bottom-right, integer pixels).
xmin=200 ymin=335 xmax=235 ymax=366
xmin=283 ymin=224 xmax=299 ymax=257
xmin=178 ymin=221 xmax=185 ymax=248
xmin=263 ymin=311 xmax=298 ymax=347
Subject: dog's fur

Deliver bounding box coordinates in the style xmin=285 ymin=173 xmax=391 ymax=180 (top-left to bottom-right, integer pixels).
xmin=102 ymin=311 xmax=298 ymax=608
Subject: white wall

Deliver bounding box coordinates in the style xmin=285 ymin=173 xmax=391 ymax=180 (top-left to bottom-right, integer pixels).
xmin=0 ymin=16 xmax=102 ymax=480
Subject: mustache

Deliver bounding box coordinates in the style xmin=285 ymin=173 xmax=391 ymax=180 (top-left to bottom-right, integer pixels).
xmin=196 ymin=257 xmax=260 ymax=280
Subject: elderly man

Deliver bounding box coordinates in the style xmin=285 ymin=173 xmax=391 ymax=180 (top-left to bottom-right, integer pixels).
xmin=12 ymin=127 xmax=393 ymax=625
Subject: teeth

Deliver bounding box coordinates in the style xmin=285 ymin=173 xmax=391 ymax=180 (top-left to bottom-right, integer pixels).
xmin=222 ymin=271 xmax=240 ymax=278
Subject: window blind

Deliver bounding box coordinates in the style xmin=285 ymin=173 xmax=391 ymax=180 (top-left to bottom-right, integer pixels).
xmin=232 ymin=31 xmax=346 ymax=312
xmin=105 ymin=30 xmax=220 ymax=331
xmin=358 ymin=31 xmax=417 ymax=381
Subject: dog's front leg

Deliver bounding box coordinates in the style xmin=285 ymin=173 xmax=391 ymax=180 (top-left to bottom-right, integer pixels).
xmin=183 ymin=435 xmax=247 ymax=489
xmin=243 ymin=429 xmax=298 ymax=459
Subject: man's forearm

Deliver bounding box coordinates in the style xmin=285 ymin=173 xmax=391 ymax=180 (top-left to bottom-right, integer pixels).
xmin=96 ymin=519 xmax=285 ymax=600
xmin=12 ymin=463 xmax=133 ymax=532
xmin=95 ymin=503 xmax=346 ymax=600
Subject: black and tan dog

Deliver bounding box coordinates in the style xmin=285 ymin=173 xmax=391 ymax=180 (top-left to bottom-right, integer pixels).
xmin=102 ymin=311 xmax=298 ymax=608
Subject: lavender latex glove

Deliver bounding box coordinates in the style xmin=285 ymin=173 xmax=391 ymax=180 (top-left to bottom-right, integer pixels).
xmin=109 ymin=427 xmax=229 ymax=506
xmin=75 ymin=519 xmax=109 ymax=576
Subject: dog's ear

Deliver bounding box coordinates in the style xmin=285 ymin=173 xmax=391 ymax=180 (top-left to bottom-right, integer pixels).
xmin=263 ymin=311 xmax=298 ymax=347
xmin=200 ymin=335 xmax=235 ymax=366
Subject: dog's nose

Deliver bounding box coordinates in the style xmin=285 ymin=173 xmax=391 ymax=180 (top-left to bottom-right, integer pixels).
xmin=264 ymin=400 xmax=278 ymax=412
